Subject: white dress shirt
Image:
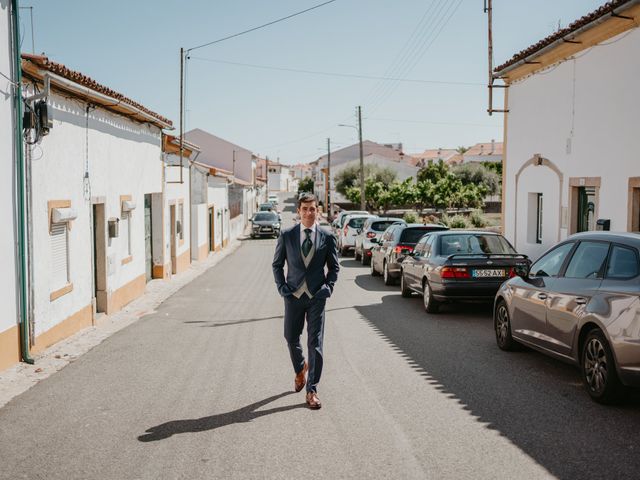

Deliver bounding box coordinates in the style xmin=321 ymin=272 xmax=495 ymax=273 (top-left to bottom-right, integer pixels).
xmin=299 ymin=222 xmax=317 ymax=250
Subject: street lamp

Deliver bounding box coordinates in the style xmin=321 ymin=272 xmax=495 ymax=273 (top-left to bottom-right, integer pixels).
xmin=338 ymin=105 xmax=365 ymax=211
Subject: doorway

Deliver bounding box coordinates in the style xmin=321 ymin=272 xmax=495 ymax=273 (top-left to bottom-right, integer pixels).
xmin=208 ymin=206 xmax=215 ymax=251
xmin=577 ymin=186 xmax=596 ymax=233
xmin=170 ymin=204 xmax=177 ymax=274
xmin=144 ymin=194 xmax=153 ymax=282
xmin=92 ymin=203 xmax=107 ymax=314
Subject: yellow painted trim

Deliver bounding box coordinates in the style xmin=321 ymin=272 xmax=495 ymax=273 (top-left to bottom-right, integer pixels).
xmin=50 ymin=282 xmax=73 ymax=302
xmin=222 ymin=239 xmax=229 ymax=248
xmin=0 ymin=325 xmax=20 ymax=372
xmin=107 ymin=274 xmax=146 ymax=314
xmin=175 ymin=249 xmax=191 ymax=274
xmin=152 ymin=263 xmax=171 ymax=280
xmin=121 ymin=255 xmax=133 ymax=266
xmin=628 ymin=177 xmax=640 ymax=231
xmin=48 ymin=199 xmax=72 ymax=233
xmin=215 ymin=245 xmax=222 ymax=252
xmin=503 ymin=6 xmax=640 ymax=83
xmin=31 ymin=304 xmax=93 ymax=355
xmin=198 ymin=243 xmax=208 ymax=260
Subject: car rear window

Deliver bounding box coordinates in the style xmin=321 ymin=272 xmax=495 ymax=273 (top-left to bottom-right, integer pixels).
xmin=439 ymin=234 xmax=516 ymax=255
xmin=399 ymin=227 xmax=445 ymax=244
xmin=348 ymin=217 xmax=369 ymax=228
xmin=606 ymin=245 xmax=639 ymax=278
xmin=371 ymin=221 xmax=398 ymax=232
xmin=254 ymin=213 xmax=277 ymax=221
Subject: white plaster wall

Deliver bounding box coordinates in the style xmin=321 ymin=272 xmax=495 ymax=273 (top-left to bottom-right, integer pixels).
xmin=0 ymin=3 xmax=18 ymax=334
xmin=504 ymin=27 xmax=640 ymax=260
xmin=164 ymin=159 xmax=190 ymax=262
xmin=190 ymin=203 xmax=208 ymax=260
xmin=229 ymin=216 xmax=245 ymax=241
xmin=207 ymin=180 xmax=229 ymax=248
xmin=30 ymin=92 xmax=162 ymax=335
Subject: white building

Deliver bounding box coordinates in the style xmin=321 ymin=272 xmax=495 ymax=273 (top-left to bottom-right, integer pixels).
xmin=0 ymin=3 xmax=21 ymax=370
xmin=20 ymin=54 xmax=172 ymax=355
xmin=267 ymin=161 xmax=292 ymax=192
xmin=496 ymin=0 xmax=640 ymax=260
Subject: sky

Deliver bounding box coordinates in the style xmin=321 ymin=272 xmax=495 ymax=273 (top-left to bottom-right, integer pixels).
xmin=18 ymin=0 xmax=607 ymax=164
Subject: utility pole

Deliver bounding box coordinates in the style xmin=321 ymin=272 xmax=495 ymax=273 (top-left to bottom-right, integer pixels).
xmin=327 ymin=138 xmax=332 ymax=220
xmin=179 ymin=48 xmax=184 ymax=184
xmin=357 ymin=105 xmax=365 ymax=211
xmin=232 ymin=149 xmax=236 ymax=184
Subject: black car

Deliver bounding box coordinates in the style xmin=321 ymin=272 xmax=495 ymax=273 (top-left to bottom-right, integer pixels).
xmin=400 ymin=230 xmax=528 ymax=313
xmin=370 ymin=223 xmax=449 ymax=286
xmin=250 ymin=212 xmax=281 ymax=238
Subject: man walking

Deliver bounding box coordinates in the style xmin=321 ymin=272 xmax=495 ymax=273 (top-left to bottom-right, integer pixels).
xmin=272 ymin=193 xmax=339 ymax=409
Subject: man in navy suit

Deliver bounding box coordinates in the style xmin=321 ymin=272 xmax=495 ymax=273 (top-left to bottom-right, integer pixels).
xmin=272 ymin=193 xmax=339 ymax=409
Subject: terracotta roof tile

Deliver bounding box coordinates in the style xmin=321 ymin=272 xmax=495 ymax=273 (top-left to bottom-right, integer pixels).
xmin=21 ymin=53 xmax=172 ymax=127
xmin=495 ymin=0 xmax=635 ymax=74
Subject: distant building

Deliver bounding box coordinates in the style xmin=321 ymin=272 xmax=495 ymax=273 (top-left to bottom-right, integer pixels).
xmin=462 ymin=141 xmax=503 ymax=164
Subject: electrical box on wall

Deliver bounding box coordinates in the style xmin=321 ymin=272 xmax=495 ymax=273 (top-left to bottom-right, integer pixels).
xmin=596 ymin=219 xmax=611 ymax=231
xmin=108 ymin=217 xmax=120 ymax=238
xmin=36 ymin=100 xmax=53 ymax=135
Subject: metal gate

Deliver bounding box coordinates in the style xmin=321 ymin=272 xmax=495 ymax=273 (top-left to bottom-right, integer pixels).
xmin=144 ymin=194 xmax=153 ymax=281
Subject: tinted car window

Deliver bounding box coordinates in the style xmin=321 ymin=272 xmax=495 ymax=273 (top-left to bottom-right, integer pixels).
xmin=371 ymin=220 xmax=398 ymax=232
xmin=530 ymin=242 xmax=574 ymax=277
xmin=438 ymin=234 xmax=516 ymax=255
xmin=348 ymin=217 xmax=369 ymax=228
xmin=253 ymin=213 xmax=278 ymax=221
xmin=606 ymin=245 xmax=639 ymax=278
xmin=399 ymin=228 xmax=438 ymax=244
xmin=564 ymin=241 xmax=609 ymax=279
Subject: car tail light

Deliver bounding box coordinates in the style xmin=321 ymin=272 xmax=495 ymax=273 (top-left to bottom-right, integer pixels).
xmin=441 ymin=266 xmax=470 ymax=279
xmin=508 ymin=267 xmax=517 ymax=278
xmin=344 ymin=226 xmax=348 ymax=236
xmin=366 ymin=250 xmax=372 ymax=256
xmin=366 ymin=232 xmax=376 ymax=238
xmin=394 ymin=245 xmax=413 ymax=254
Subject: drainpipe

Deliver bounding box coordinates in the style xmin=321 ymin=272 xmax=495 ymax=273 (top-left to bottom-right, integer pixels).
xmin=11 ymin=0 xmax=34 ymax=364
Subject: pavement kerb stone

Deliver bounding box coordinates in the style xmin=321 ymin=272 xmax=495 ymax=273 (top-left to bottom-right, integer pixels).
xmin=0 ymin=235 xmax=246 ymax=409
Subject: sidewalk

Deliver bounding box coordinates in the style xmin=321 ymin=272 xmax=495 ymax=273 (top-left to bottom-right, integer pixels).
xmin=0 ymin=238 xmax=244 ymax=409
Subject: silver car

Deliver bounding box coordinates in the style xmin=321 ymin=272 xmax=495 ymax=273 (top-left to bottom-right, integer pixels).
xmin=354 ymin=217 xmax=406 ymax=265
xmin=339 ymin=214 xmax=376 ymax=256
xmin=494 ymin=231 xmax=640 ymax=404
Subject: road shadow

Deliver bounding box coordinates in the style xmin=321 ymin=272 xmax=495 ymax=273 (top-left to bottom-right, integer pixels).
xmin=138 ymin=391 xmax=305 ymax=442
xmin=355 ymin=293 xmax=640 ymax=479
xmin=339 ymin=259 xmax=359 ymax=268
xmin=354 ymin=273 xmax=399 ymax=292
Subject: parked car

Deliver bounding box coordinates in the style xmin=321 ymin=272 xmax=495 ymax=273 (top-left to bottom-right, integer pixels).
xmin=267 ymin=194 xmax=279 ymax=205
xmin=494 ymin=231 xmax=640 ymax=404
xmin=400 ymin=230 xmax=528 ymax=313
xmin=249 ymin=212 xmax=281 ymax=238
xmin=370 ymin=223 xmax=448 ymax=286
xmin=354 ymin=217 xmax=406 ymax=265
xmin=339 ymin=214 xmax=377 ymax=255
xmin=259 ymin=202 xmax=275 ymax=212
xmin=332 ymin=210 xmax=368 ymax=235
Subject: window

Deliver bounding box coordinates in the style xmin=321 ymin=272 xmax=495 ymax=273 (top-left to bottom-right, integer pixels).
xmin=530 ymin=242 xmax=574 ymax=277
xmin=178 ymin=203 xmax=184 ymax=241
xmin=564 ymin=241 xmax=609 ymax=279
xmin=606 ymin=245 xmax=639 ymax=279
xmin=527 ymin=193 xmax=543 ymax=244
xmin=121 ymin=212 xmax=131 ymax=258
xmin=51 ymin=222 xmax=69 ymax=290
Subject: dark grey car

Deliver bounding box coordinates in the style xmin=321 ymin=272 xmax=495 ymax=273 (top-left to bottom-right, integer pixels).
xmin=250 ymin=212 xmax=281 ymax=238
xmin=494 ymin=232 xmax=640 ymax=404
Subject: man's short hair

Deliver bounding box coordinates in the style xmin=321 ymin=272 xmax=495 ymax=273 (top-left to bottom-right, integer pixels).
xmin=297 ymin=192 xmax=318 ymax=209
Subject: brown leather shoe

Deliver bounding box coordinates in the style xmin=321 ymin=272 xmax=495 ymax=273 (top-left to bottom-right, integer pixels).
xmin=294 ymin=362 xmax=308 ymax=392
xmin=305 ymin=391 xmax=321 ymax=409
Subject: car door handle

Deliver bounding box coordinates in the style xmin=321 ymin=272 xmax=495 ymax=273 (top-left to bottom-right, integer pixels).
xmin=575 ymin=297 xmax=587 ymax=305
xmin=537 ymin=293 xmax=548 ymax=300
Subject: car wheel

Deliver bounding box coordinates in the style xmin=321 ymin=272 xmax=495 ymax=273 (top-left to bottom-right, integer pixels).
xmin=354 ymin=248 xmax=361 ymax=261
xmin=422 ymin=279 xmax=439 ymax=314
xmin=370 ymin=257 xmax=380 ymax=277
xmin=494 ymin=299 xmax=519 ymax=351
xmin=341 ymin=245 xmax=350 ymax=256
xmin=400 ymin=271 xmax=412 ymax=298
xmin=581 ymin=329 xmax=624 ymax=404
xmin=383 ymin=262 xmax=395 ymax=286
xmin=361 ymin=251 xmax=370 ymax=266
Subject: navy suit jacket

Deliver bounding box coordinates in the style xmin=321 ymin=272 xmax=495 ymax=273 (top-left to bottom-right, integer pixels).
xmin=272 ymin=224 xmax=339 ymax=299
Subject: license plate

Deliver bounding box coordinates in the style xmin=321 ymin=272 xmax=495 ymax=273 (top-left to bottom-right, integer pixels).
xmin=261 ymin=227 xmax=272 ymax=232
xmin=472 ymin=269 xmax=505 ymax=277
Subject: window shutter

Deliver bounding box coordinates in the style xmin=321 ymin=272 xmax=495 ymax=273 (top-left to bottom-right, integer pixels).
xmin=121 ymin=213 xmax=130 ymax=257
xmin=51 ymin=222 xmax=69 ymax=289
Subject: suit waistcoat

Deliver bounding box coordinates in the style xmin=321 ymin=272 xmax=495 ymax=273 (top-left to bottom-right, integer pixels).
xmin=292 ymin=237 xmax=315 ymax=299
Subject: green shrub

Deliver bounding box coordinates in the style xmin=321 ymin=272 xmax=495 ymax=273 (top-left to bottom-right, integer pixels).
xmin=403 ymin=211 xmax=418 ymax=223
xmin=449 ymin=215 xmax=469 ymax=229
xmin=470 ymin=210 xmax=488 ymax=228
xmin=439 ymin=213 xmax=450 ymax=227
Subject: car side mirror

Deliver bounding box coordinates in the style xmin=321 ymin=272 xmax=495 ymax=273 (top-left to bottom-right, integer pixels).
xmin=370 ymin=238 xmax=379 ymax=244
xmin=514 ymin=264 xmax=529 ymax=279
xmin=357 ymin=228 xmax=362 ymax=234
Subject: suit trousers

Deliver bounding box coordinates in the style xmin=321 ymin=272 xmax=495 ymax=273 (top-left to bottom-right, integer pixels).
xmin=283 ymin=294 xmax=326 ymax=393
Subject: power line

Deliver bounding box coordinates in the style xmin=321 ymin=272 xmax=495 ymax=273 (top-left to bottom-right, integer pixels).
xmin=187 ymin=0 xmax=338 ymax=52
xmin=189 ymin=56 xmax=484 ymax=86
xmin=368 ymin=117 xmax=502 ymax=128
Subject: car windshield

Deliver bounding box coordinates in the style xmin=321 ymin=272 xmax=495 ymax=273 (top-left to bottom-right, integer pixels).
xmin=399 ymin=227 xmax=445 ymax=244
xmin=372 ymin=220 xmax=399 ymax=232
xmin=439 ymin=234 xmax=516 ymax=256
xmin=254 ymin=213 xmax=278 ymax=222
xmin=348 ymin=217 xmax=369 ymax=228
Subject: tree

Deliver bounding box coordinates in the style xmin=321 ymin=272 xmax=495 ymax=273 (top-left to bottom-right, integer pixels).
xmin=298 ymin=176 xmax=314 ymax=193
xmin=451 ymin=162 xmax=500 ymax=196
xmin=334 ymin=164 xmax=397 ymax=196
xmin=417 ymin=159 xmax=449 ymax=183
xmin=456 ymin=145 xmax=469 ymax=154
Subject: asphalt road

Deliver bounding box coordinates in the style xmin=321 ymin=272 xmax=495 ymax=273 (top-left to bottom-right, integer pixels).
xmin=1 ymin=193 xmax=639 ymax=480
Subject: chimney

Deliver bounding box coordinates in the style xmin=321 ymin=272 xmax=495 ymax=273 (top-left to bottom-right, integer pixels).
xmin=490 ymin=139 xmax=495 ymax=154
xmin=480 ymin=144 xmax=484 ymax=155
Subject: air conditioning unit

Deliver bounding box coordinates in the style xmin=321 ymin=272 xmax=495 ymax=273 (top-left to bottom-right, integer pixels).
xmin=51 ymin=207 xmax=77 ymax=224
xmin=122 ymin=200 xmax=137 ymax=212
